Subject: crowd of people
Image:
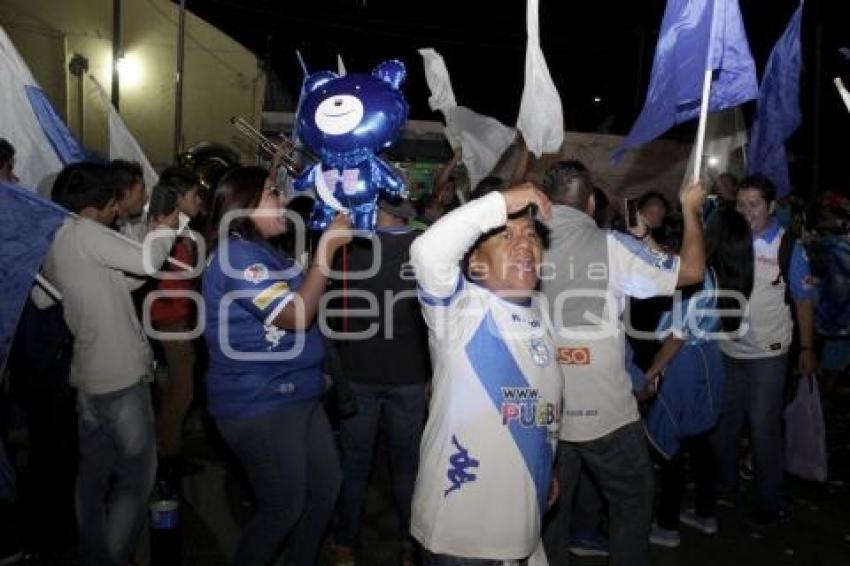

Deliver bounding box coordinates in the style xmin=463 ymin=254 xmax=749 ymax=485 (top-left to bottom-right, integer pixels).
xmin=0 ymin=133 xmax=847 ymax=566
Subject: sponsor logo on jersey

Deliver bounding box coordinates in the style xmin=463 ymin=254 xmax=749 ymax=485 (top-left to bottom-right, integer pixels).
xmin=243 ymin=263 xmax=270 ymax=284
xmin=557 ymin=347 xmax=590 ymax=365
xmin=444 ymin=435 xmax=479 ymax=497
xmin=500 ymin=387 xmax=560 ymax=428
xmin=511 ymin=313 xmax=541 ymax=328
xmin=527 ymin=337 xmax=551 ymax=367
xmin=253 ymin=281 xmax=289 ymax=310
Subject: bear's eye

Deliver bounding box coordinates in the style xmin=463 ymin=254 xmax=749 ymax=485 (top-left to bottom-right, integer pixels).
xmin=321 ymin=89 xmax=327 ymax=95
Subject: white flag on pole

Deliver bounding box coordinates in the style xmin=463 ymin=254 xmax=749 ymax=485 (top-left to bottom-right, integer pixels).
xmin=90 ymin=76 xmax=158 ymax=190
xmin=419 ymin=48 xmax=515 ymax=189
xmin=0 ymin=25 xmax=63 ymax=188
xmin=516 ymin=0 xmax=564 ymax=157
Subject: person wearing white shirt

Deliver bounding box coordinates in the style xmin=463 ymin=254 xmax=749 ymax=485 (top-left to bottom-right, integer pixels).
xmin=540 ymin=161 xmax=706 ymax=566
xmin=409 ymin=184 xmax=561 ymax=565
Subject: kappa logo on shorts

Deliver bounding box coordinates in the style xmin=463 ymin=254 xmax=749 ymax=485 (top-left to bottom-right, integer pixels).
xmin=557 ymin=347 xmax=590 ymax=365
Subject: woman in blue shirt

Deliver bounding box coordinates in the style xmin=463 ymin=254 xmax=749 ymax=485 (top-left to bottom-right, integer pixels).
xmin=645 ymin=208 xmax=754 ymax=547
xmin=202 ymin=166 xmax=351 ymax=565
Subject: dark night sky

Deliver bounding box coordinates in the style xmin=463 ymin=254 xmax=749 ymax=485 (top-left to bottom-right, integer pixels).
xmin=184 ymin=0 xmax=849 ymax=191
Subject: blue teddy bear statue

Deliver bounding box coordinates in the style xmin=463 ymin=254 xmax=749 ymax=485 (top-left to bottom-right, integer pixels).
xmin=293 ymin=59 xmax=409 ymax=233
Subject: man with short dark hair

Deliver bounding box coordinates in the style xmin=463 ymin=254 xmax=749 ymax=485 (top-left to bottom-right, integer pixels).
xmin=111 ymin=159 xmax=148 ymax=240
xmin=38 ymin=162 xmax=179 ymax=566
xmin=713 ymin=173 xmax=815 ymax=523
xmin=541 ymin=160 xmax=706 ymax=566
xmin=410 ymin=184 xmax=561 ymax=565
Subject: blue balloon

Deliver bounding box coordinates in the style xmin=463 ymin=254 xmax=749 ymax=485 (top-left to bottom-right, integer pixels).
xmin=294 ymin=59 xmax=409 ymax=233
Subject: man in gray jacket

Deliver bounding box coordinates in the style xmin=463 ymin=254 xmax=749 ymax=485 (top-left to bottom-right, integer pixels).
xmin=541 ymin=161 xmax=705 ymax=566
xmin=39 ymin=162 xmax=179 ymax=566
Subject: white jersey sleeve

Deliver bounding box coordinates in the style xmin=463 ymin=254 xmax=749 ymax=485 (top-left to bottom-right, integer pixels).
xmin=606 ymin=231 xmax=679 ymax=299
xmin=410 ymin=191 xmax=507 ymax=331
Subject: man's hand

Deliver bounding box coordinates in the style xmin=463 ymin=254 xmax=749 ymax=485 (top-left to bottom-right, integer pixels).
xmin=680 ymin=182 xmax=706 ymax=215
xmin=502 ymin=182 xmax=552 ymax=219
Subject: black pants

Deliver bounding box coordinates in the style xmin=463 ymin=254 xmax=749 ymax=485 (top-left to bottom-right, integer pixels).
xmin=8 ymin=302 xmax=78 ymax=553
xmin=543 ymin=421 xmax=653 ymax=566
xmin=655 ymin=433 xmax=716 ymax=530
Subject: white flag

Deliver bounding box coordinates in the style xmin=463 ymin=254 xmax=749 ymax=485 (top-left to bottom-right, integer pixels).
xmin=516 ymin=0 xmax=564 ymax=157
xmin=418 ymin=48 xmax=515 ymax=189
xmin=90 ymin=76 xmax=158 ymax=190
xmin=0 ymin=25 xmax=63 ymax=188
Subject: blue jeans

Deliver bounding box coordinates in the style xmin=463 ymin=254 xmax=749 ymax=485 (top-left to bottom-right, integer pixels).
xmin=711 ymin=354 xmax=787 ymax=515
xmin=543 ymin=421 xmax=653 ymax=566
xmin=76 ymin=382 xmax=157 ymax=566
xmin=335 ymin=382 xmax=427 ymax=547
xmin=216 ymin=401 xmax=341 ymax=566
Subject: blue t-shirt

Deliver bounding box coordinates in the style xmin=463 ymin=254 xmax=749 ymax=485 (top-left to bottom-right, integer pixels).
xmin=202 ymin=237 xmax=326 ymax=418
xmin=656 ymin=269 xmax=721 ymax=346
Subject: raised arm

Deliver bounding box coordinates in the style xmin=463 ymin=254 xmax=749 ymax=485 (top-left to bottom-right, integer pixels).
xmin=87 ymin=210 xmax=180 ymax=277
xmin=270 ymin=213 xmax=352 ymax=330
xmin=677 ymin=182 xmax=707 ymax=287
xmin=410 ymin=183 xmax=550 ymax=298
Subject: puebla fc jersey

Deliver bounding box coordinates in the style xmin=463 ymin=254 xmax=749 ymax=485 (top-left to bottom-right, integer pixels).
xmin=202 ymin=237 xmax=326 ymax=418
xmin=411 ymin=279 xmax=562 ymax=560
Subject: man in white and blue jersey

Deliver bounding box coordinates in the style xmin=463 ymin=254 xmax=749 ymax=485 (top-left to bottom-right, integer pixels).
xmin=409 ymin=184 xmax=561 ymax=565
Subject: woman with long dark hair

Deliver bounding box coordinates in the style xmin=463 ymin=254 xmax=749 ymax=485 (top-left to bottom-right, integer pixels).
xmin=201 ymin=166 xmax=351 ymax=565
xmin=645 ymin=207 xmax=754 ymax=548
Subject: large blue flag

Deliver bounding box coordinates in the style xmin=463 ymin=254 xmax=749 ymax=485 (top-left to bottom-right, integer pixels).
xmin=614 ymin=0 xmax=758 ymax=161
xmin=25 ymin=85 xmax=88 ymax=166
xmin=0 ymin=183 xmax=68 ymax=371
xmin=747 ymin=4 xmax=803 ymax=197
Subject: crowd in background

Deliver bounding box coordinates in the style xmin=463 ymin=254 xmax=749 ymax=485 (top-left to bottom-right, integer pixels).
xmin=0 ymin=133 xmax=849 ymax=566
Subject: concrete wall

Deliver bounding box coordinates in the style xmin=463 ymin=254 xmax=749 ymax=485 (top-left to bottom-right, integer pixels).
xmin=0 ymin=0 xmax=265 ymax=169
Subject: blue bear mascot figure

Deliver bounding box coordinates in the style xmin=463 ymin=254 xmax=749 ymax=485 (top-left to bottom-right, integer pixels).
xmin=294 ymin=59 xmax=409 ymax=233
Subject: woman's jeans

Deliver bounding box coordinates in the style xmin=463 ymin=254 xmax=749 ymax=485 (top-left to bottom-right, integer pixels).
xmin=216 ymin=401 xmax=341 ymax=566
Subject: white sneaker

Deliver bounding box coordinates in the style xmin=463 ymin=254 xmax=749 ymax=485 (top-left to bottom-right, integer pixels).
xmin=649 ymin=525 xmax=680 ymax=548
xmin=679 ymin=508 xmax=719 ymax=535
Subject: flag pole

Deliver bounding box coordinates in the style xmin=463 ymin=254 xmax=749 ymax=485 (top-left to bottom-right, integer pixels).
xmin=835 ymin=77 xmax=850 ymax=113
xmin=692 ymin=69 xmax=714 ymax=184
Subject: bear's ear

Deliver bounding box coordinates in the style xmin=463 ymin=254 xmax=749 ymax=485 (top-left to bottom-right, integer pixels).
xmin=303 ymin=71 xmax=338 ymax=94
xmin=372 ymin=59 xmax=407 ymax=90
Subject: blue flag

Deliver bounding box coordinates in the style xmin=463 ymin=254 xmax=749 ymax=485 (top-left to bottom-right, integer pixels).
xmin=0 ymin=183 xmax=68 ymax=371
xmin=25 ymin=85 xmax=87 ymax=166
xmin=614 ymin=0 xmax=758 ymax=161
xmin=747 ymin=4 xmax=803 ymax=198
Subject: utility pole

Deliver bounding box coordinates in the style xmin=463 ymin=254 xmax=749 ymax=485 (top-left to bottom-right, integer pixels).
xmin=112 ymin=0 xmax=121 ymax=110
xmin=68 ymin=54 xmax=89 ymax=144
xmin=174 ymin=0 xmax=186 ymax=159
